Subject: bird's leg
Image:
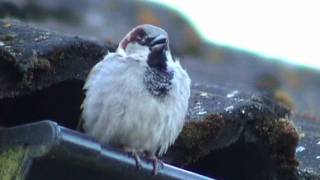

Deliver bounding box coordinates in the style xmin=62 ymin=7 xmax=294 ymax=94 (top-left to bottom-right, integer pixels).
xmin=76 ymin=118 xmax=84 ymax=131
xmin=123 ymin=148 xmax=143 ymax=170
xmin=145 ymin=152 xmax=164 ymax=175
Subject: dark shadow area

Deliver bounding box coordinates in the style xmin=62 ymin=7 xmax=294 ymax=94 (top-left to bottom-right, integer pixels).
xmin=186 ymin=137 xmax=274 ymax=180
xmin=27 ymin=159 xmax=112 ymax=180
xmin=0 ymin=52 xmax=20 ymax=84
xmin=0 ymin=80 xmax=84 ymax=129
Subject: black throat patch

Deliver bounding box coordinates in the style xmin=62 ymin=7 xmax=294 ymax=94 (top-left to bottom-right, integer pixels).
xmin=143 ymin=67 xmax=174 ymax=98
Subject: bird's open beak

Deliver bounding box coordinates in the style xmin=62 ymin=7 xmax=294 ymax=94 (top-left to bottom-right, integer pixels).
xmin=150 ymin=35 xmax=167 ymax=52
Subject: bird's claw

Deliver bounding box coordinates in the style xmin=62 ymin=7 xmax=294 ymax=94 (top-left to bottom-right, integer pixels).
xmin=133 ymin=152 xmax=143 ymax=170
xmin=124 ymin=149 xmax=164 ymax=175
xmin=146 ymin=155 xmax=164 ymax=175
xmin=125 ymin=149 xmax=143 ymax=170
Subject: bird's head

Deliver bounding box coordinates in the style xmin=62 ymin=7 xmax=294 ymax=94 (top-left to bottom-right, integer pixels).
xmin=117 ymin=24 xmax=173 ymax=71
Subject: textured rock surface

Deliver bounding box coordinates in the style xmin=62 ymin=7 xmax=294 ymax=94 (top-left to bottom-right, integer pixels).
xmin=0 ymin=20 xmax=308 ymax=180
xmin=0 ymin=20 xmax=114 ymax=127
xmin=165 ymin=84 xmax=300 ymax=179
xmin=182 ymin=57 xmax=320 ymax=178
xmin=0 ymin=20 xmax=114 ymax=98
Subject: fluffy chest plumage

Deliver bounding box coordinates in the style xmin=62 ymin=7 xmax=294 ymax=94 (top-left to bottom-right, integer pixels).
xmin=82 ymin=54 xmax=190 ymax=156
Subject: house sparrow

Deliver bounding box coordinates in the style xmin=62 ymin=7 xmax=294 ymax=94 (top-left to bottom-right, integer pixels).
xmin=80 ymin=24 xmax=191 ymax=173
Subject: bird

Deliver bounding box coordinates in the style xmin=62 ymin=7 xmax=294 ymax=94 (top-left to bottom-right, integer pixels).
xmin=79 ymin=24 xmax=191 ymax=174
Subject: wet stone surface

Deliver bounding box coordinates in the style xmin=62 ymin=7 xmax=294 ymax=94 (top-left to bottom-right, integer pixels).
xmin=181 ymin=57 xmax=320 ymax=179
xmin=0 ymin=20 xmax=115 ymax=99
xmin=165 ymin=83 xmax=300 ymax=179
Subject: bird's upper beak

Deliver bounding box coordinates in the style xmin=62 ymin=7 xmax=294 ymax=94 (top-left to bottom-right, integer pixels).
xmin=150 ymin=35 xmax=168 ymax=52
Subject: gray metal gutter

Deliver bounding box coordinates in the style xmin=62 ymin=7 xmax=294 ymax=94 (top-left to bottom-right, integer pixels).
xmin=0 ymin=120 xmax=215 ymax=180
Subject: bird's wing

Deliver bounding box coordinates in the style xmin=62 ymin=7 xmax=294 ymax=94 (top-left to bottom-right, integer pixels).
xmin=80 ymin=54 xmax=136 ymax=142
xmin=78 ymin=53 xmax=124 ymax=129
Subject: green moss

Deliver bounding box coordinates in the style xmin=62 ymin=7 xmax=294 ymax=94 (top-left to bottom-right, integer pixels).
xmin=174 ymin=114 xmax=225 ymax=163
xmin=273 ymin=90 xmax=295 ymax=110
xmin=180 ymin=114 xmax=224 ymax=148
xmin=254 ymin=118 xmax=300 ymax=179
xmin=0 ymin=147 xmax=29 ymax=180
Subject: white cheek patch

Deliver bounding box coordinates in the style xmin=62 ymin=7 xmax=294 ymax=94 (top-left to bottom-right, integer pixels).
xmin=116 ymin=47 xmax=126 ymax=57
xmin=125 ymin=43 xmax=150 ymax=61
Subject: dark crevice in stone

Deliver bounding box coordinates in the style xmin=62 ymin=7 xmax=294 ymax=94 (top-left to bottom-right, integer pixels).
xmin=185 ymin=134 xmax=274 ymax=180
xmin=183 ymin=115 xmax=300 ymax=180
xmin=0 ymin=55 xmax=20 ymax=83
xmin=0 ymin=80 xmax=83 ymax=129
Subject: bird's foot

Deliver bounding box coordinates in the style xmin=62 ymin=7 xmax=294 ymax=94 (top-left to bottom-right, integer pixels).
xmin=145 ymin=154 xmax=164 ymax=175
xmin=123 ymin=148 xmax=143 ymax=170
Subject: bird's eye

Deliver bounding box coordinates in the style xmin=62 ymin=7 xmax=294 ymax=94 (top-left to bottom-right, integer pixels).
xmin=136 ymin=36 xmax=146 ymax=44
xmin=140 ymin=37 xmax=146 ymax=43
xmin=136 ymin=36 xmax=147 ymax=45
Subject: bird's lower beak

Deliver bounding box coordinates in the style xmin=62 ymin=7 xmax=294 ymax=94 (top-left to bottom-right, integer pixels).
xmin=151 ymin=43 xmax=166 ymax=52
xmin=150 ymin=35 xmax=167 ymax=52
